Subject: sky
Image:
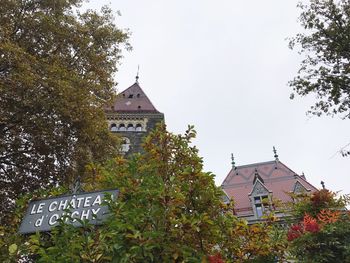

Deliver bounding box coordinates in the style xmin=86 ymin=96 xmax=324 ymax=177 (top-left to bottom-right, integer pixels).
xmin=86 ymin=1 xmax=350 ymax=194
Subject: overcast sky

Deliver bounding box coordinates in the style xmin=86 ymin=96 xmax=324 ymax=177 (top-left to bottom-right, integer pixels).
xmin=87 ymin=1 xmax=350 ymax=194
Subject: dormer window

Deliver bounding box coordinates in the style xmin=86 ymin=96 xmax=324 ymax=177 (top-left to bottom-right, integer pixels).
xmin=293 ymin=180 xmax=309 ymax=194
xmin=292 ymin=180 xmax=310 ymax=203
xmin=249 ymin=173 xmax=271 ymax=219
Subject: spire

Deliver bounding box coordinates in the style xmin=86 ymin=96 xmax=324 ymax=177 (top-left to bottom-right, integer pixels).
xmin=273 ymin=146 xmax=279 ymax=161
xmin=135 ymin=65 xmax=140 ymax=83
xmin=321 ymin=181 xmax=325 ymax=189
xmin=231 ymin=153 xmax=236 ymax=169
xmin=253 ymin=168 xmax=264 ymax=184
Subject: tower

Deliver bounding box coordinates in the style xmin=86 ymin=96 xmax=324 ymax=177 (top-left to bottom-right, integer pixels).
xmin=105 ymin=79 xmax=164 ymax=155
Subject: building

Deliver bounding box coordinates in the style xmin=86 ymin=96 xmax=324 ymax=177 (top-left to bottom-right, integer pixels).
xmin=106 ymin=78 xmax=318 ymax=224
xmin=105 ymin=77 xmax=164 ymax=155
xmin=221 ymin=149 xmax=318 ymax=223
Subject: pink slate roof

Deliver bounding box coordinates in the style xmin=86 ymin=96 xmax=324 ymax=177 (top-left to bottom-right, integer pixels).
xmin=221 ymin=160 xmax=318 ymax=216
xmin=107 ymin=82 xmax=161 ymax=113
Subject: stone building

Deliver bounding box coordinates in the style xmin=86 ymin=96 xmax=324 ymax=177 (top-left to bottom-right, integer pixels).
xmin=105 ymin=78 xmax=164 ymax=155
xmin=221 ymin=149 xmax=318 ymax=224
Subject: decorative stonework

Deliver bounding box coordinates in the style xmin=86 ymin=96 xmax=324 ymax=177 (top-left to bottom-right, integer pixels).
xmin=293 ymin=180 xmax=308 ymax=193
xmin=108 ymin=118 xmax=149 ymax=132
xmin=251 ymin=180 xmax=269 ymax=196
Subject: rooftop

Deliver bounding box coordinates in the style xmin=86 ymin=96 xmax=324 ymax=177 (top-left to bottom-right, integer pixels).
xmin=107 ymin=81 xmax=161 ymax=114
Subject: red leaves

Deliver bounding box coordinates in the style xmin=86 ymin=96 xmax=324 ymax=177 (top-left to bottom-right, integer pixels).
xmin=287 ymin=212 xmax=328 ymax=241
xmin=208 ymin=253 xmax=225 ymax=263
xmin=287 ymin=224 xmax=303 ymax=241
xmin=303 ymin=214 xmax=320 ymax=233
xmin=317 ymin=209 xmax=340 ymax=225
xmin=310 ymin=189 xmax=334 ymax=208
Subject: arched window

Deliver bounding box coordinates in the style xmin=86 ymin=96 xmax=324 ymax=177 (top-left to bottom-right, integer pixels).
xmin=110 ymin=123 xmax=117 ymax=132
xmin=121 ymin=137 xmax=130 ymax=153
xmin=119 ymin=123 xmax=126 ymax=131
xmin=135 ymin=124 xmax=142 ymax=132
xmin=127 ymin=124 xmax=134 ymax=131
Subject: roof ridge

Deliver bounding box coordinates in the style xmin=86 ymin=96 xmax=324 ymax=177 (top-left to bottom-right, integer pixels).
xmin=235 ymin=160 xmax=276 ymax=169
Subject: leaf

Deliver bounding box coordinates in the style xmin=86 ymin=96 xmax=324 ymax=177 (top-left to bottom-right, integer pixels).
xmin=8 ymin=244 xmax=18 ymax=255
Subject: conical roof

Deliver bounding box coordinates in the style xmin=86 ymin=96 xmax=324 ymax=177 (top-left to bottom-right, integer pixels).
xmin=111 ymin=82 xmax=161 ymax=113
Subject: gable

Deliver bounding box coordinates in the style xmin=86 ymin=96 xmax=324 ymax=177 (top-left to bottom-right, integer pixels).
xmin=293 ymin=180 xmax=309 ymax=193
xmin=250 ymin=179 xmax=270 ymax=196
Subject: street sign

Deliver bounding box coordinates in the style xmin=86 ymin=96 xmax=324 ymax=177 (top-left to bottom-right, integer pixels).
xmin=19 ymin=189 xmax=118 ymax=234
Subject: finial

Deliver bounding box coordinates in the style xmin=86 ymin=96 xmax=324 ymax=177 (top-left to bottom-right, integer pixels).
xmin=135 ymin=65 xmax=140 ymax=83
xmin=71 ymin=175 xmax=82 ymax=194
xmin=273 ymin=146 xmax=279 ymax=161
xmin=253 ymin=168 xmax=264 ymax=184
xmin=231 ymin=153 xmax=235 ymax=169
xmin=321 ymin=181 xmax=325 ymax=189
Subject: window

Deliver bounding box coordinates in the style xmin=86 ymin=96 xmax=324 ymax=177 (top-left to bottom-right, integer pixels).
xmin=119 ymin=124 xmax=126 ymax=131
xmin=136 ymin=93 xmax=140 ymax=98
xmin=256 ymin=204 xmax=263 ymax=217
xmin=127 ymin=124 xmax=134 ymax=131
xmin=110 ymin=123 xmax=117 ymax=132
xmin=128 ymin=94 xmax=133 ymax=98
xmin=135 ymin=124 xmax=142 ymax=132
xmin=121 ymin=137 xmax=130 ymax=153
xmin=254 ymin=195 xmax=268 ymax=218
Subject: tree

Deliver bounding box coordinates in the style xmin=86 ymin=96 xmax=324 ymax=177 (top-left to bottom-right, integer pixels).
xmin=287 ymin=189 xmax=350 ymax=262
xmin=1 ymin=124 xmax=230 ymax=262
xmin=1 ymin=124 xmax=286 ymax=262
xmin=0 ymin=0 xmax=130 ymax=223
xmin=289 ymin=0 xmax=350 ymax=119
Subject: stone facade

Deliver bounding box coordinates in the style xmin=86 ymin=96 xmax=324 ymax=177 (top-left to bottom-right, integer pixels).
xmin=106 ymin=112 xmax=164 ymax=155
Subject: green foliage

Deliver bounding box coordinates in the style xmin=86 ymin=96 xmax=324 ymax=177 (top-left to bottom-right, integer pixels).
xmin=290 ymin=216 xmax=350 ymax=263
xmin=289 ymin=0 xmax=350 ymax=119
xmin=287 ymin=189 xmax=350 ymax=262
xmin=1 ymin=124 xmax=290 ymax=262
xmin=0 ymin=186 xmax=68 ymax=262
xmin=91 ymin=123 xmax=230 ymax=262
xmin=290 ymin=189 xmax=348 ymax=219
xmin=0 ymin=0 xmax=130 ymax=224
xmin=218 ymin=214 xmax=288 ymax=262
xmin=0 ymin=124 xmax=227 ymax=262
